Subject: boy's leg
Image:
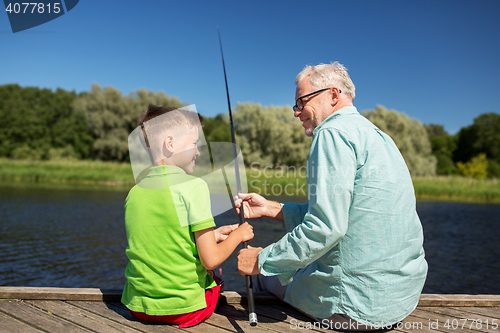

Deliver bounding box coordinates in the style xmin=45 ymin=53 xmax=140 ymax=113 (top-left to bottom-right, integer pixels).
xmin=129 ymin=282 xmax=222 ymax=328
xmin=177 ymin=283 xmax=221 ymax=328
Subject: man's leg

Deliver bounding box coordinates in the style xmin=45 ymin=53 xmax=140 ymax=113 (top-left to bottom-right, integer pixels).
xmin=253 ymin=274 xmax=287 ymax=301
xmin=254 ymin=275 xmax=395 ymax=331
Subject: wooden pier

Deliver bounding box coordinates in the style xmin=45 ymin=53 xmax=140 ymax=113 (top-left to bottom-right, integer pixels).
xmin=0 ymin=287 xmax=499 ymax=332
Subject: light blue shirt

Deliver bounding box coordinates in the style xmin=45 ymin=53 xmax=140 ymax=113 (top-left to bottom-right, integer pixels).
xmin=257 ymin=106 xmax=427 ymax=325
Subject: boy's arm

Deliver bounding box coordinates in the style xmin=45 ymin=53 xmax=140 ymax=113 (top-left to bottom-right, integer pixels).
xmin=195 ymin=222 xmax=253 ymax=271
xmin=214 ymin=223 xmax=239 ymax=242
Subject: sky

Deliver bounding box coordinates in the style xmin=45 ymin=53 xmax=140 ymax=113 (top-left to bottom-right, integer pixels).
xmin=1 ymin=0 xmax=499 ymax=134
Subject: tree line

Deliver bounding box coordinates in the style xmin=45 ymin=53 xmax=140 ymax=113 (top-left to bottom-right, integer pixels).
xmin=0 ymin=84 xmax=498 ymax=178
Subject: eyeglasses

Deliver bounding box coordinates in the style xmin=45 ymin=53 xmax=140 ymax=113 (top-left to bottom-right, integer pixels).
xmin=293 ymin=87 xmax=340 ymax=112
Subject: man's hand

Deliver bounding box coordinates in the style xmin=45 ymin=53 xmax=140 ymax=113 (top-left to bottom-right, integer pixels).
xmin=234 ymin=193 xmax=283 ymax=221
xmin=237 ymin=245 xmax=263 ymax=276
xmin=214 ymin=224 xmax=239 ymax=243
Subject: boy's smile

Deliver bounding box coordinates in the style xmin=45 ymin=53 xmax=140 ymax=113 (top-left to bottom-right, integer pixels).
xmin=171 ymin=126 xmax=200 ymax=174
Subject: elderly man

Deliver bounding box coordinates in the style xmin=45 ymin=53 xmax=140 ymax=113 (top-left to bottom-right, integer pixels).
xmin=235 ymin=62 xmax=427 ymax=330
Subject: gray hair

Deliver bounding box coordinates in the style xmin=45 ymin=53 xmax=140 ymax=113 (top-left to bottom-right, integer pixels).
xmin=295 ymin=62 xmax=355 ymax=100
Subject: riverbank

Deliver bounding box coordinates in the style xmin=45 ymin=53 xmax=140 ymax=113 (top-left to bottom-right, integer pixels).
xmin=1 ymin=159 xmax=499 ymax=203
xmin=412 ymin=176 xmax=500 ymax=203
xmin=0 ymin=158 xmax=134 ymax=189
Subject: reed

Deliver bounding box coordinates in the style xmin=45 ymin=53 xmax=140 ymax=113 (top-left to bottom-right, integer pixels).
xmin=412 ymin=176 xmax=500 ymax=203
xmin=0 ymin=158 xmax=134 ymax=186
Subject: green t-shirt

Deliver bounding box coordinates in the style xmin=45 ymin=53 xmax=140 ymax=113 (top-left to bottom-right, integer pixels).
xmin=122 ymin=165 xmax=216 ymax=315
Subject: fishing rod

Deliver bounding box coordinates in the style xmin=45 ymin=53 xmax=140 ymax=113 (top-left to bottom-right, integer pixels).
xmin=217 ymin=27 xmax=258 ymax=327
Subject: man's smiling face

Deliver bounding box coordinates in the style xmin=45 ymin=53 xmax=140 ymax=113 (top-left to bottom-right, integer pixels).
xmin=294 ymin=77 xmax=332 ymax=137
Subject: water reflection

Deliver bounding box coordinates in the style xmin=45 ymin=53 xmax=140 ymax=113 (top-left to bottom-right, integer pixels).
xmin=417 ymin=201 xmax=500 ymax=294
xmin=0 ymin=187 xmax=128 ymax=289
xmin=0 ymin=187 xmax=499 ymax=295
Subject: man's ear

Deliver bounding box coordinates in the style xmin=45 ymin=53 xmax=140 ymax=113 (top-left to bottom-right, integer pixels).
xmin=163 ymin=135 xmax=174 ymax=156
xmin=330 ymin=87 xmax=341 ymax=106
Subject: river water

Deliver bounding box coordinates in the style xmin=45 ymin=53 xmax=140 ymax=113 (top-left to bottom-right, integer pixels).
xmin=0 ymin=186 xmax=499 ymax=295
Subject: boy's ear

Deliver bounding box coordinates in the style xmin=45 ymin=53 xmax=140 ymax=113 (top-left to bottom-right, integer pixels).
xmin=163 ymin=135 xmax=174 ymax=155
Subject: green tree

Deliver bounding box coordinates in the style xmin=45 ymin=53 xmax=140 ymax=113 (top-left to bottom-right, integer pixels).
xmin=424 ymin=124 xmax=458 ymax=175
xmin=454 ymin=125 xmax=479 ymax=163
xmin=72 ymin=84 xmax=184 ymax=161
xmin=203 ymin=114 xmax=231 ymax=143
xmin=471 ymin=113 xmax=500 ymax=163
xmin=363 ymin=105 xmax=437 ymax=176
xmin=0 ymin=84 xmax=92 ymax=159
xmin=425 ymin=124 xmax=447 ymax=139
xmin=454 ymin=112 xmax=500 ymax=178
xmin=233 ymin=103 xmax=312 ymax=167
xmin=457 ymin=153 xmax=488 ymax=178
xmin=487 ymin=160 xmax=500 ymax=178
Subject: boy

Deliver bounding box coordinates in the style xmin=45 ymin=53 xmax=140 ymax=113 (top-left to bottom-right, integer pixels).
xmin=122 ymin=104 xmax=253 ymax=327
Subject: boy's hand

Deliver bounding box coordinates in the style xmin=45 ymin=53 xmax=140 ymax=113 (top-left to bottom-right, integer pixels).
xmin=214 ymin=224 xmax=239 ymax=243
xmin=234 ymin=221 xmax=254 ymax=243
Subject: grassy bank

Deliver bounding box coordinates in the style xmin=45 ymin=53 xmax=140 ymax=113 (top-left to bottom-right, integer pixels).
xmin=412 ymin=176 xmax=500 ymax=203
xmin=0 ymin=158 xmax=135 ymax=187
xmin=1 ymin=159 xmax=499 ymax=203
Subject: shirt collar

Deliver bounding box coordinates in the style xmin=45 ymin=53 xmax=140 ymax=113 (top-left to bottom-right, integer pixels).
xmin=147 ymin=165 xmax=186 ymax=178
xmin=313 ymin=106 xmax=359 ymax=135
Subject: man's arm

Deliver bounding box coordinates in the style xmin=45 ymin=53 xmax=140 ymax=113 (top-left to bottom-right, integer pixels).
xmin=256 ymin=129 xmax=356 ymax=283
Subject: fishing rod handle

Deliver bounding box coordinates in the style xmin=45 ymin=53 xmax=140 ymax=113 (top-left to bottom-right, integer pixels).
xmin=246 ymin=272 xmax=257 ymax=325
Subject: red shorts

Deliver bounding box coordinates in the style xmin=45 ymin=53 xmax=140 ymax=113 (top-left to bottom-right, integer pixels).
xmin=129 ymin=273 xmax=223 ymax=328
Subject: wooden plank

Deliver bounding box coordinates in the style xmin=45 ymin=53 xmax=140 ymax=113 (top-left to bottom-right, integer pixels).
xmin=249 ymin=303 xmax=332 ymax=332
xmin=451 ymin=307 xmax=500 ymax=319
xmin=108 ymin=301 xmax=235 ymax=333
xmin=221 ymin=303 xmax=333 ymax=333
xmin=27 ymin=300 xmax=144 ymax=333
xmin=2 ymin=287 xmax=499 ymax=307
xmin=0 ymin=310 xmax=44 ymax=333
xmin=0 ymin=287 xmax=121 ymax=301
xmin=241 ymin=301 xmax=430 ymax=333
xmin=0 ymin=287 xmax=275 ymax=304
xmin=0 ymin=299 xmax=92 ymax=333
xmin=418 ymin=294 xmax=500 ymax=307
xmin=2 ymin=286 xmax=499 ymax=333
xmin=177 ymin=320 xmax=233 ymax=333
xmin=396 ymin=314 xmax=446 ymax=332
xmin=258 ymin=302 xmax=316 ymax=323
xmin=214 ymin=303 xmax=294 ymax=333
xmin=418 ymin=307 xmax=498 ymax=333
xmin=67 ymin=301 xmax=185 ymax=333
xmin=186 ymin=310 xmax=270 ymax=333
xmin=219 ymin=291 xmax=280 ymax=305
xmin=408 ymin=308 xmax=481 ymax=332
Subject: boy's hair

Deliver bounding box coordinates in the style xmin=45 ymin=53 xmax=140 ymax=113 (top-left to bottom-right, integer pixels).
xmin=139 ymin=104 xmax=203 ymax=161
